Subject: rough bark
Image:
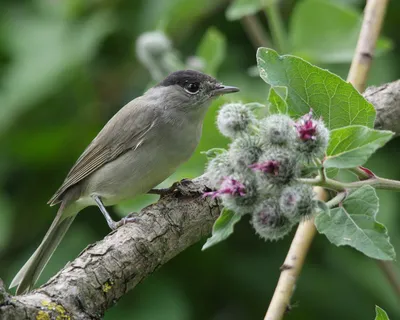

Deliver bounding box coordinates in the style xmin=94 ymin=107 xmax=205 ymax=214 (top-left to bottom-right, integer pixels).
xmin=366 ymin=80 xmax=400 ymax=135
xmin=0 ymin=177 xmax=219 ymax=320
xmin=1 ymin=81 xmax=399 ymax=319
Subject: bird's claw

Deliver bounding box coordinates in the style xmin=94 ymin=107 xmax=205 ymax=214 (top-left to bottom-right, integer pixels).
xmin=111 ymin=214 xmax=138 ymax=230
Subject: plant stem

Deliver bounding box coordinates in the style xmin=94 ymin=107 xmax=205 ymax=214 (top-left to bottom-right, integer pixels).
xmin=241 ymin=15 xmax=272 ymax=49
xmin=377 ymin=261 xmax=400 ymax=301
xmin=264 ymin=1 xmax=288 ymax=53
xmin=349 ymin=166 xmax=374 ymax=180
xmin=299 ymin=176 xmax=400 ymax=192
xmin=326 ymin=192 xmax=346 ymax=208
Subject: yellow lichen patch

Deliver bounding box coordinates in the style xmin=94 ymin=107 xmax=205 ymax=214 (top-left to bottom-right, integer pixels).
xmin=41 ymin=300 xmax=53 ymax=308
xmin=55 ymin=305 xmax=66 ymax=313
xmin=102 ymin=280 xmax=114 ymax=293
xmin=40 ymin=300 xmax=70 ymax=319
xmin=36 ymin=311 xmax=50 ymax=320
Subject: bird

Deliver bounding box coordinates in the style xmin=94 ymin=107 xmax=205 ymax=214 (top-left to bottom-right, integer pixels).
xmin=10 ymin=69 xmax=239 ymax=294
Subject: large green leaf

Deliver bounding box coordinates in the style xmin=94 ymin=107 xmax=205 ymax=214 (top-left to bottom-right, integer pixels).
xmin=268 ymin=87 xmax=288 ymax=114
xmin=324 ymin=125 xmax=394 ymax=168
xmin=315 ymin=186 xmax=395 ymax=261
xmin=290 ymin=0 xmax=392 ymax=64
xmin=225 ymin=0 xmax=263 ymax=21
xmin=256 ymin=48 xmax=376 ymax=129
xmin=202 ymin=208 xmax=241 ymax=250
xmin=375 ymin=306 xmax=390 ymax=320
xmin=196 ymin=27 xmax=226 ymax=76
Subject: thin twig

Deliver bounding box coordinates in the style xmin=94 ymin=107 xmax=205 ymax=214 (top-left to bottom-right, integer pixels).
xmin=264 ymin=188 xmax=326 ymax=320
xmin=347 ymin=0 xmax=389 ymax=92
xmin=299 ymin=175 xmax=400 ymax=192
xmin=240 ymin=15 xmax=271 ymax=49
xmin=264 ymin=1 xmax=391 ymax=319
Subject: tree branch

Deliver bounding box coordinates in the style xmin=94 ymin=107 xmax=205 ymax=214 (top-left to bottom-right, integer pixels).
xmin=0 ymin=177 xmax=220 ymax=320
xmin=366 ymin=80 xmax=400 ymax=136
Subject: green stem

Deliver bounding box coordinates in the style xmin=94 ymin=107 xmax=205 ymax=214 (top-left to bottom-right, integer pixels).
xmin=341 ymin=177 xmax=400 ymax=191
xmin=299 ymin=176 xmax=400 ymax=192
xmin=240 ymin=15 xmax=272 ymax=49
xmin=264 ymin=1 xmax=288 ymax=53
xmin=326 ymin=192 xmax=346 ymax=208
xmin=299 ymin=177 xmax=345 ymax=192
xmin=348 ymin=166 xmax=373 ymax=180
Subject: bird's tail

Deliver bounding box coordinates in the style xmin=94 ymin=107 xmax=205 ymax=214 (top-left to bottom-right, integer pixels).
xmin=10 ymin=201 xmax=77 ymax=295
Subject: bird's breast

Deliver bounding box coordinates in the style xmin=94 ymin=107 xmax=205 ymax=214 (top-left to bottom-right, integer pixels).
xmin=78 ymin=117 xmax=203 ymax=206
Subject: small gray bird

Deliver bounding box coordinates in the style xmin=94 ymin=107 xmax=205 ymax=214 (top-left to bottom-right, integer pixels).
xmin=10 ymin=70 xmax=239 ymax=294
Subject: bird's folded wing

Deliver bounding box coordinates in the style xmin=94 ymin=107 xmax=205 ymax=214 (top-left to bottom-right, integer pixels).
xmin=48 ymin=100 xmax=157 ymax=205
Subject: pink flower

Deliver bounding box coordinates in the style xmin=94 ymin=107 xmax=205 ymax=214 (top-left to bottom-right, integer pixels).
xmin=249 ymin=160 xmax=280 ymax=176
xmin=204 ymin=177 xmax=246 ymax=199
xmin=295 ymin=109 xmax=318 ymax=141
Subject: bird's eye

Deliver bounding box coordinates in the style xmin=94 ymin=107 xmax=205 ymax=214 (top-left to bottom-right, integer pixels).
xmin=184 ymin=82 xmax=200 ymax=94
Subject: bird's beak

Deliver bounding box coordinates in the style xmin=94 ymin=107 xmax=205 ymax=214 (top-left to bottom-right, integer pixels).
xmin=212 ymin=84 xmax=240 ymax=96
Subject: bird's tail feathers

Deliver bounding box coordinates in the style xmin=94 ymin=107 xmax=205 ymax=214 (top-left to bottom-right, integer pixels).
xmin=10 ymin=201 xmax=77 ymax=294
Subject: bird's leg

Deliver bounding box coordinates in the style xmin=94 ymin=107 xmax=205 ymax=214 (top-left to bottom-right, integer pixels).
xmin=92 ymin=195 xmax=137 ymax=230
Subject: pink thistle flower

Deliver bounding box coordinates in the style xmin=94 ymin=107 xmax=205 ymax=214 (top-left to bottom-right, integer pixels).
xmin=295 ymin=109 xmax=318 ymax=141
xmin=249 ymin=160 xmax=280 ymax=176
xmin=203 ymin=177 xmax=246 ymax=199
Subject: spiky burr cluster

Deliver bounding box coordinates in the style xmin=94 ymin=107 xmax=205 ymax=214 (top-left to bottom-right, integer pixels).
xmin=205 ymin=104 xmax=330 ymax=241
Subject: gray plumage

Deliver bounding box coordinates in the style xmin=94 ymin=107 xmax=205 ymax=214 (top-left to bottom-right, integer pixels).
xmin=10 ymin=70 xmax=239 ymax=294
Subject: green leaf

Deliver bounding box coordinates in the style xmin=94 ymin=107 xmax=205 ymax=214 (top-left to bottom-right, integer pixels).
xmin=314 ymin=200 xmax=330 ymax=215
xmin=375 ymin=306 xmax=390 ymax=320
xmin=256 ymin=48 xmax=376 ymax=129
xmin=202 ymin=209 xmax=242 ymax=250
xmin=201 ymin=148 xmax=227 ymax=159
xmin=324 ymin=125 xmax=394 ymax=168
xmin=226 ymin=0 xmax=263 ymax=21
xmin=268 ymin=87 xmax=288 ymax=114
xmin=290 ymin=0 xmax=392 ymax=64
xmin=196 ymin=27 xmax=226 ymax=76
xmin=315 ymin=186 xmax=396 ymax=260
xmin=326 ymin=167 xmax=339 ymax=179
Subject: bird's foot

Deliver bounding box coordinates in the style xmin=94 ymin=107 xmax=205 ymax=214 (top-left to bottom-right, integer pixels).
xmin=111 ymin=213 xmax=138 ymax=230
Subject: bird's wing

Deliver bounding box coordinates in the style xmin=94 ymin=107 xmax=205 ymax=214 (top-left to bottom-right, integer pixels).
xmin=48 ymin=98 xmax=158 ymax=205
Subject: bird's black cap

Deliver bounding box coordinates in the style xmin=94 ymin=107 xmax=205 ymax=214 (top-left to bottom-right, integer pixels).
xmin=157 ymin=70 xmax=217 ymax=88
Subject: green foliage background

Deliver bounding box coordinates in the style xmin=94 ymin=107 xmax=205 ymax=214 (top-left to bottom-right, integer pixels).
xmin=1 ymin=0 xmax=400 ymax=319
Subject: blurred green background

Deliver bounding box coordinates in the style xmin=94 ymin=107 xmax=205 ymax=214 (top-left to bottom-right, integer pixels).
xmin=1 ymin=0 xmax=400 ymax=319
